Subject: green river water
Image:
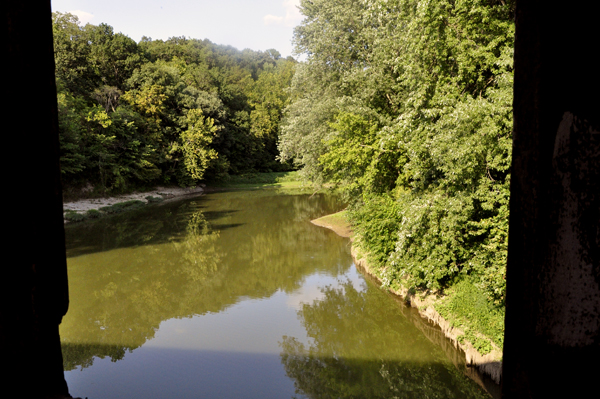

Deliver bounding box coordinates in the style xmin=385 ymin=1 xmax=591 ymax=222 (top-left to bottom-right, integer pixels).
xmin=61 ymin=188 xmax=494 ymax=399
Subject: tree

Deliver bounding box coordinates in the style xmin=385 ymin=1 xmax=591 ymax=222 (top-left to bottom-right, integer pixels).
xmin=176 ymin=109 xmax=218 ymax=181
xmin=247 ymin=60 xmax=296 ymax=170
xmin=280 ymin=0 xmax=514 ymax=324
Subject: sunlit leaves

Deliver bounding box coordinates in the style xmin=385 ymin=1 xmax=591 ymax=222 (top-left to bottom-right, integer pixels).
xmin=122 ymin=84 xmax=166 ymax=121
xmin=281 ymin=0 xmax=515 ymax=306
xmin=176 ymin=109 xmax=219 ymax=181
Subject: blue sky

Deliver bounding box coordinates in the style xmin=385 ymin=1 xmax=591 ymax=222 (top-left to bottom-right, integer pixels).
xmin=50 ymin=0 xmax=303 ymax=58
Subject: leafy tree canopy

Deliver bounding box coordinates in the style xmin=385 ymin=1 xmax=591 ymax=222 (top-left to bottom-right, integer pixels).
xmin=279 ymin=0 xmax=514 ymax=309
xmin=52 ymin=12 xmax=297 ymax=192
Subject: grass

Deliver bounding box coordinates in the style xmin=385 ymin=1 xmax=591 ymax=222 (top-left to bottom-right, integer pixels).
xmin=434 ymin=278 xmax=505 ymax=355
xmin=311 ymin=210 xmax=352 ymax=237
xmin=207 ymin=171 xmax=305 ymax=189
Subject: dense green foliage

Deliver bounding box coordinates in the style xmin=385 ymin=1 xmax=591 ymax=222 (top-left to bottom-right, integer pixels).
xmin=435 ymin=279 xmax=505 ymax=354
xmin=53 ymin=12 xmax=296 ymax=194
xmin=279 ymin=0 xmax=514 ymax=341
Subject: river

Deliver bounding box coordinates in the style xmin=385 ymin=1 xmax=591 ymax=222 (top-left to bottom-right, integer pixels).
xmin=61 ymin=188 xmax=492 ymax=398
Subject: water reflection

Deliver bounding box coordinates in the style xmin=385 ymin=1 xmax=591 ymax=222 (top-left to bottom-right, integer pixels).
xmin=280 ymin=281 xmax=489 ymax=399
xmin=61 ymin=190 xmax=349 ymax=371
xmin=61 ymin=189 xmax=491 ymax=399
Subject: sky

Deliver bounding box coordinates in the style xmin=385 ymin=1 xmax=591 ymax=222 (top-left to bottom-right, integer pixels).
xmin=50 ymin=0 xmax=304 ymax=58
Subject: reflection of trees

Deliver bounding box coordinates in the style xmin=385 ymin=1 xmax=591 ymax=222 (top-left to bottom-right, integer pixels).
xmin=61 ymin=207 xmax=222 ymax=370
xmin=173 ymin=209 xmax=221 ymax=283
xmin=214 ymin=192 xmax=350 ymax=296
xmin=62 ymin=342 xmax=128 ymax=371
xmin=61 ymin=191 xmax=350 ymax=370
xmin=280 ymin=282 xmax=489 ymax=399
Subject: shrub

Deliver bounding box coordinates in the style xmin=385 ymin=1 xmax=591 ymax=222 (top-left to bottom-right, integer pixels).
xmin=348 ymin=194 xmax=402 ymax=268
xmin=64 ymin=210 xmax=87 ymax=222
xmin=435 ymin=278 xmax=505 ymax=353
xmin=86 ymin=209 xmax=101 ymax=218
xmin=145 ymin=195 xmax=164 ymax=203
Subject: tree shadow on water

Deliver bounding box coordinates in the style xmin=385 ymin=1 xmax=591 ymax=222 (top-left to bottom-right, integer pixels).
xmin=280 ymin=346 xmax=489 ymax=399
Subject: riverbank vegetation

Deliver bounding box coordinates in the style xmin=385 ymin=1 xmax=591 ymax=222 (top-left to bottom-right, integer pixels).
xmin=64 ymin=199 xmax=152 ymax=223
xmin=279 ymin=0 xmax=514 ymax=354
xmin=53 ymin=12 xmax=296 ymax=197
xmin=208 ymin=171 xmax=304 ymax=189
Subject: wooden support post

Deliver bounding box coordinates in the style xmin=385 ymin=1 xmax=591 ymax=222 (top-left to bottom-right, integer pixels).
xmin=503 ymin=1 xmax=600 ymax=397
xmin=1 ymin=1 xmax=70 ymax=396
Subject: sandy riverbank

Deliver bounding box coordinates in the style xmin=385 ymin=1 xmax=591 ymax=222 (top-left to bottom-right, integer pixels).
xmin=63 ymin=186 xmax=204 ymax=215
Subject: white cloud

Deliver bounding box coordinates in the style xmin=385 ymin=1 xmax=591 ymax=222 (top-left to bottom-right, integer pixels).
xmin=263 ymin=0 xmax=302 ymax=27
xmin=282 ymin=0 xmax=303 ymax=26
xmin=68 ymin=10 xmax=94 ymax=25
xmin=263 ymin=14 xmax=284 ymax=26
